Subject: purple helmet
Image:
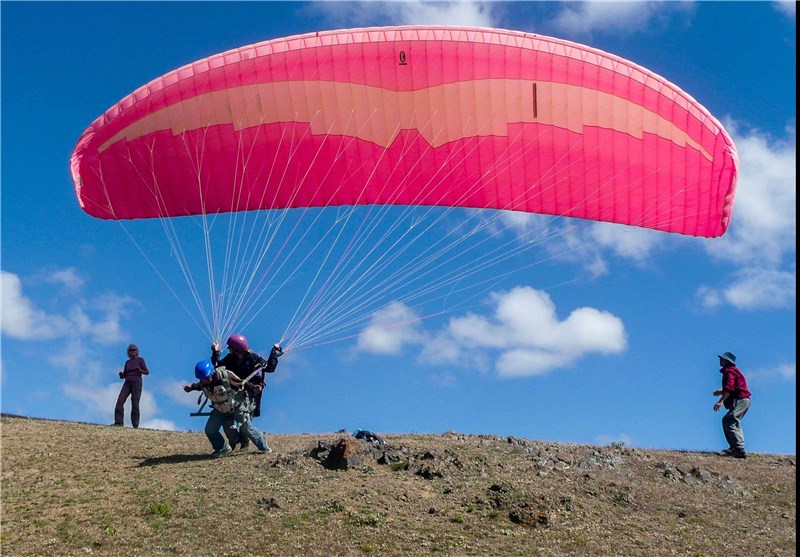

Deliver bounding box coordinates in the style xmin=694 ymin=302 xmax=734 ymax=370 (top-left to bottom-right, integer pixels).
xmin=194 ymin=360 xmax=215 ymax=380
xmin=227 ymin=334 xmax=249 ymax=354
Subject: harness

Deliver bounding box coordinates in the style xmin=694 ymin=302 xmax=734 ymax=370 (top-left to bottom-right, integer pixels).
xmin=190 ymin=362 xmax=270 ymax=418
xmin=202 ymin=367 xmax=247 ymax=415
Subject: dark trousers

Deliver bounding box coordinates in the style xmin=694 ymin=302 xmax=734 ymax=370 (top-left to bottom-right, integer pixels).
xmin=722 ymin=397 xmax=750 ymax=451
xmin=253 ymin=390 xmax=263 ymax=417
xmin=115 ymin=380 xmax=143 ymax=427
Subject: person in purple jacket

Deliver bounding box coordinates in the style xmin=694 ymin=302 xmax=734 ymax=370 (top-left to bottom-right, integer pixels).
xmin=113 ymin=344 xmax=150 ymax=428
xmin=713 ymin=351 xmax=751 ymax=459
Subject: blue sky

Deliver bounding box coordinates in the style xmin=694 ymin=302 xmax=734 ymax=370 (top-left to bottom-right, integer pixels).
xmin=1 ymin=1 xmax=796 ymax=455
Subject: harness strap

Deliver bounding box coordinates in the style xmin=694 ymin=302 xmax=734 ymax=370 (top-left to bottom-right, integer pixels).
xmin=196 ymin=364 xmax=267 ymax=417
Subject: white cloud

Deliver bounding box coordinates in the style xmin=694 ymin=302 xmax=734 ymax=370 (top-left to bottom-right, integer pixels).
xmin=47 ymin=336 xmax=98 ymax=379
xmin=1 ymin=271 xmax=70 ymax=339
xmin=494 ymin=215 xmax=673 ymax=281
xmin=493 ymin=286 xmax=560 ymax=347
xmin=73 ymin=292 xmax=136 ymax=344
xmin=420 ymin=332 xmax=465 ymax=364
xmin=447 ymin=312 xmax=507 ymax=348
xmin=1 ymin=270 xmax=133 ymax=343
xmin=778 ymin=363 xmax=796 ymax=381
xmin=595 ymin=433 xmax=634 ymax=447
xmin=707 ymin=125 xmax=796 ymax=269
xmin=589 ymin=223 xmax=666 ymax=264
xmin=466 ymin=210 xmax=616 ymax=279
xmin=163 ymin=379 xmax=204 ymax=408
xmin=429 ymin=370 xmax=457 ymax=387
xmin=68 ymin=382 xmax=124 ymax=423
xmin=696 ymin=124 xmax=796 ymax=310
xmin=452 ymin=287 xmax=627 ymax=360
xmin=497 ymin=349 xmax=570 ymax=378
xmin=45 ymin=268 xmax=85 ymax=293
xmin=358 ymin=286 xmax=626 ymax=378
xmin=2 ymin=269 xmax=180 ymax=427
xmin=697 ymin=268 xmax=796 ymax=311
xmin=46 ymin=335 xmax=171 ymax=426
xmin=557 ymin=306 xmax=628 ymax=355
xmin=311 ymin=1 xmax=500 ymax=28
xmin=552 ymin=2 xmax=653 ymax=37
xmin=496 ymin=211 xmax=546 ymax=236
xmin=773 ymin=1 xmax=796 ymax=19
xmin=748 ymin=362 xmax=796 ymax=382
xmin=527 ymin=122 xmax=797 ymax=312
xmin=63 ymin=381 xmax=160 ymax=427
xmin=389 ymin=1 xmax=498 ymax=27
xmin=551 ymin=1 xmax=694 ymax=38
xmin=357 ymin=302 xmax=424 ymax=354
xmin=695 ymin=285 xmax=723 ymax=309
xmin=140 ymin=418 xmax=179 ymax=431
xmin=720 ymin=268 xmax=796 ymax=310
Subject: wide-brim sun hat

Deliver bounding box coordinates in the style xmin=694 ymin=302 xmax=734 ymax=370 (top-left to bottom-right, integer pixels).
xmin=718 ymin=351 xmax=736 ymax=364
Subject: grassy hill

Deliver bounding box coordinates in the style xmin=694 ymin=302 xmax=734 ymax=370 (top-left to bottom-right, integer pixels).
xmin=1 ymin=414 xmax=795 ymax=556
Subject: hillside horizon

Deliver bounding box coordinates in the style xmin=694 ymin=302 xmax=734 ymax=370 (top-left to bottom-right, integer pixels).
xmin=1 ymin=414 xmax=795 ymax=556
xmin=4 ymin=413 xmax=795 ymax=457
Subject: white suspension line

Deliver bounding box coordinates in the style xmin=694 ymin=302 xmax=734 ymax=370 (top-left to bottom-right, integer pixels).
xmin=96 ymin=144 xmax=213 ymax=338
xmin=288 ymin=132 xmax=648 ymax=348
xmin=285 ymin=121 xmax=560 ymax=346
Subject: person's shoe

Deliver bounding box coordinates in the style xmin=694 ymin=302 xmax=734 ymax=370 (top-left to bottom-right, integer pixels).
xmin=259 ymin=446 xmax=273 ymax=454
xmin=212 ymin=445 xmax=233 ymax=459
xmin=731 ymin=449 xmax=747 ymax=459
xmin=239 ymin=442 xmax=251 ymax=452
xmin=719 ymin=448 xmax=734 ymax=456
xmin=112 ymin=423 xmax=123 ymax=427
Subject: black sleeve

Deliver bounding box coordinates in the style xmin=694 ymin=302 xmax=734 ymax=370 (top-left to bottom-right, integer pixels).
xmin=218 ymin=354 xmax=235 ymax=369
xmin=252 ymin=350 xmax=268 ymax=367
xmin=264 ymin=345 xmax=283 ymax=374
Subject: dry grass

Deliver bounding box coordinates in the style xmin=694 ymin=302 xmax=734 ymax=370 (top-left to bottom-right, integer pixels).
xmin=1 ymin=414 xmax=795 ymax=556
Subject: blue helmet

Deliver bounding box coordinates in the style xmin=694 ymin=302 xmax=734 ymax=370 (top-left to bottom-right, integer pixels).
xmin=194 ymin=360 xmax=215 ymax=380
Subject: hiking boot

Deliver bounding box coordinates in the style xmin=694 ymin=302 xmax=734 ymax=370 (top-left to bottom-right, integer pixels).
xmin=212 ymin=445 xmax=233 ymax=459
xmin=732 ymin=449 xmax=747 ymax=459
xmin=259 ymin=446 xmax=273 ymax=454
xmin=719 ymin=448 xmax=734 ymax=456
xmin=112 ymin=423 xmax=123 ymax=427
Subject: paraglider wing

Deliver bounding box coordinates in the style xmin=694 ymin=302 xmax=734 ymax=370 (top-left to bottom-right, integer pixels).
xmin=71 ymin=26 xmax=738 ymax=237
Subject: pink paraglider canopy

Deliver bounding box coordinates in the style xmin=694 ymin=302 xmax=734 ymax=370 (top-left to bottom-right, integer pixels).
xmin=71 ymin=26 xmax=738 ymax=238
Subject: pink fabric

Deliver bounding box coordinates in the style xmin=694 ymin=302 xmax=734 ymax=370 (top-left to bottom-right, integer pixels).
xmin=71 ymin=26 xmax=738 ymax=238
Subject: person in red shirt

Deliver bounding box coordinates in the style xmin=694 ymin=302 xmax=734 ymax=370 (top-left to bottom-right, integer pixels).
xmin=713 ymin=351 xmax=751 ymax=459
xmin=113 ymin=344 xmax=150 ymax=428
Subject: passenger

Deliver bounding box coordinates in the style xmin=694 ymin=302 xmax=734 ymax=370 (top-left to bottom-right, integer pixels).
xmin=183 ymin=360 xmax=272 ymax=458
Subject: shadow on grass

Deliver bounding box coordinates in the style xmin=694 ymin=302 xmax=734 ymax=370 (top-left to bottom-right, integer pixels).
xmin=136 ymin=453 xmax=212 ymax=467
